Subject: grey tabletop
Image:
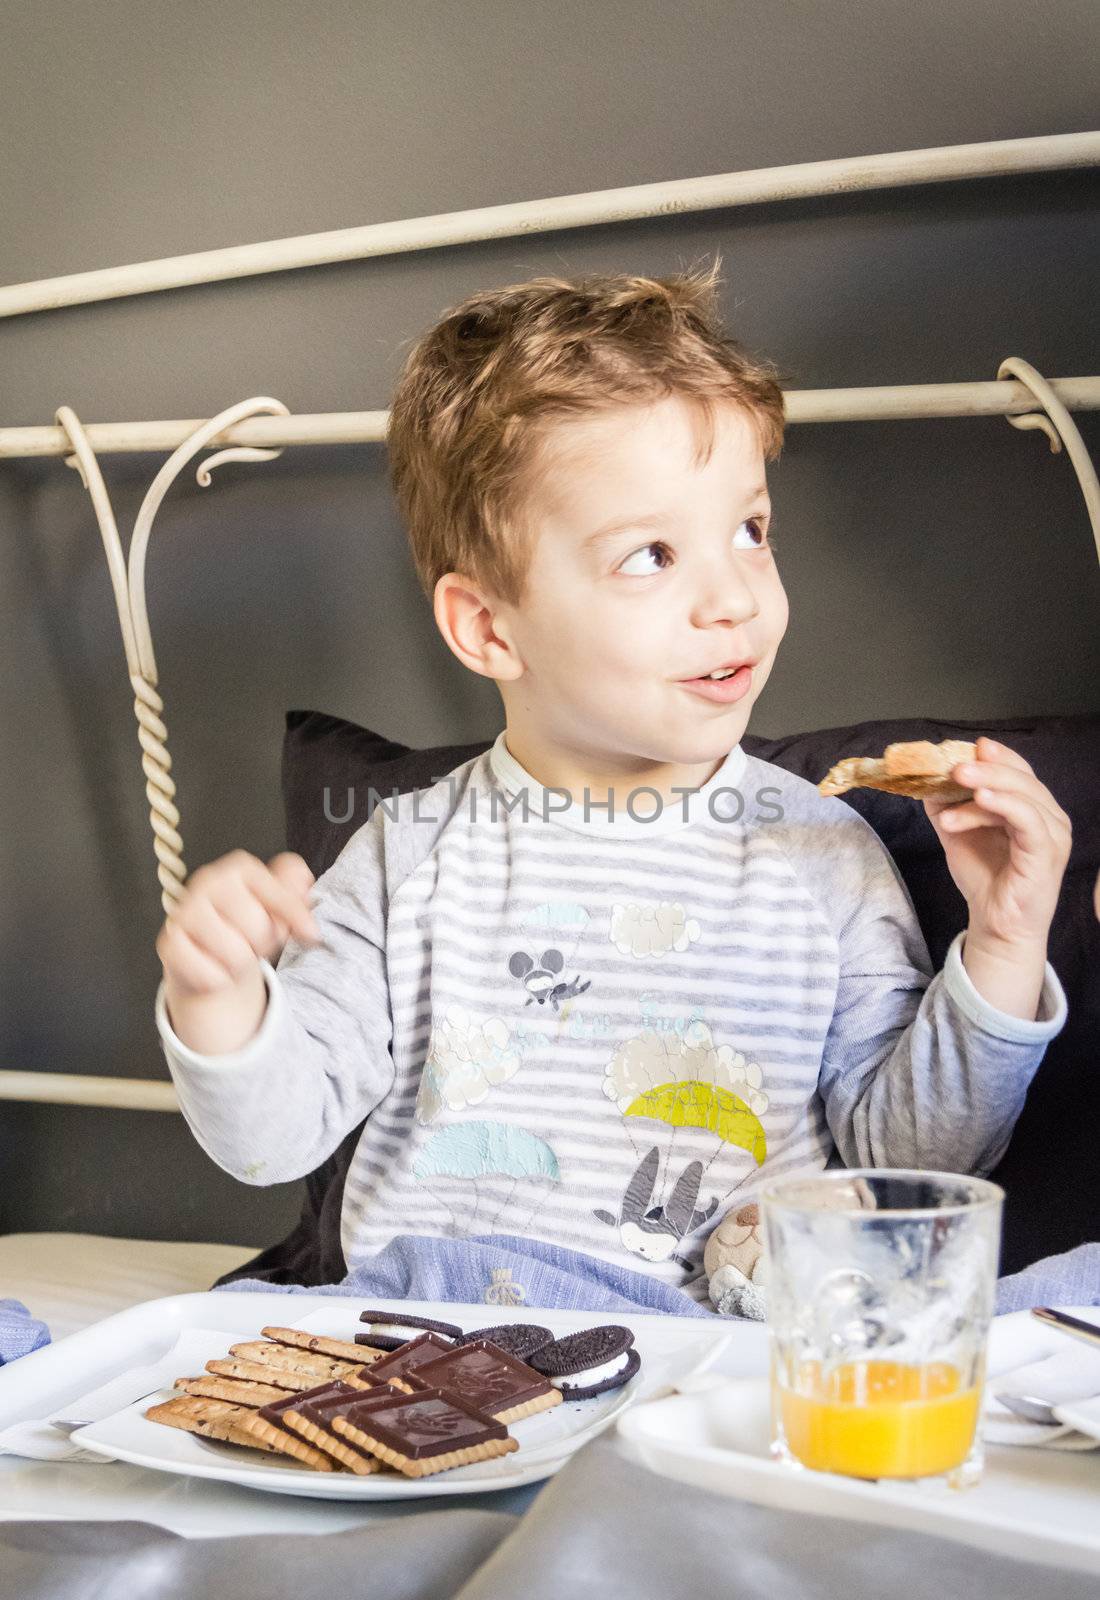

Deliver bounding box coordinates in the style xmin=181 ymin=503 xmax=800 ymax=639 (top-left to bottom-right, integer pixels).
xmin=1 ymin=1432 xmax=1095 ymax=1600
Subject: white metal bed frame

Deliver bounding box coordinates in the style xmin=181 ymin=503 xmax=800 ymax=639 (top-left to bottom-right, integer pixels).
xmin=2 ymin=130 xmax=1097 ymax=1117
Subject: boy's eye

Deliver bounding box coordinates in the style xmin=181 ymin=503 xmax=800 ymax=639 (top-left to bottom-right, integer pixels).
xmin=733 ymin=516 xmax=770 ymax=550
xmin=617 ymin=541 xmax=671 ymax=576
xmin=616 ymin=517 xmax=771 ymax=575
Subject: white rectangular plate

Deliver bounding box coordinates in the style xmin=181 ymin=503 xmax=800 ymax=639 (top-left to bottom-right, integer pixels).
xmin=65 ymin=1298 xmax=730 ymax=1500
xmin=618 ymin=1306 xmax=1100 ymax=1577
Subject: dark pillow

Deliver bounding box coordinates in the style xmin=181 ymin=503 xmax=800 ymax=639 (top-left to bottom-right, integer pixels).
xmin=216 ymin=710 xmax=1099 ymax=1289
xmin=280 ymin=711 xmax=492 ymax=883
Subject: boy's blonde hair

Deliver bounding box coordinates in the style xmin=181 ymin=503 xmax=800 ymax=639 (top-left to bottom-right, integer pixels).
xmin=387 ymin=256 xmax=785 ymax=607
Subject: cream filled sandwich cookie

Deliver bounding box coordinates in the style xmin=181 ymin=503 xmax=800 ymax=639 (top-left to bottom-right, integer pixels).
xmin=356 ymin=1309 xmax=462 ymax=1352
xmin=529 ymin=1325 xmax=640 ymax=1400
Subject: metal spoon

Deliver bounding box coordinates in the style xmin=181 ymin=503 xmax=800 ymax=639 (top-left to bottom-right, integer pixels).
xmin=992 ymin=1312 xmax=1100 ymax=1426
xmin=994 ymin=1392 xmax=1060 ymax=1425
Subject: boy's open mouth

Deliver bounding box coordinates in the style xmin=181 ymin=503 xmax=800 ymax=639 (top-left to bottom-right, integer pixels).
xmin=677 ymin=659 xmax=756 ymax=704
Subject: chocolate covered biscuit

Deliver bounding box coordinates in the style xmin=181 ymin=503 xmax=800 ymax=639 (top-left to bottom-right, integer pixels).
xmin=257 ymin=1383 xmax=382 ymax=1475
xmin=363 ymin=1332 xmax=457 ymax=1391
xmin=414 ymin=1340 xmax=562 ymax=1423
xmin=329 ymin=1387 xmax=518 ymax=1478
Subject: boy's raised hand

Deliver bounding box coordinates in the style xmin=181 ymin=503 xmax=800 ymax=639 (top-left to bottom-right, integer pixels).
xmin=156 ymin=850 xmax=322 ymax=998
xmin=923 ymin=737 xmax=1072 ymax=950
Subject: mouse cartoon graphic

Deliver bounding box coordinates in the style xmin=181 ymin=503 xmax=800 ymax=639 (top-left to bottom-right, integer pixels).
xmin=507 ymin=947 xmax=591 ymax=1011
xmin=594 ymin=1146 xmax=718 ymax=1270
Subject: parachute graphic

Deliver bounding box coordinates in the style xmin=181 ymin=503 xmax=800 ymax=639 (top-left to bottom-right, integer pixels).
xmin=624 ymin=1080 xmax=767 ymax=1166
xmin=603 ymin=1020 xmax=769 ymax=1201
xmin=413 ymin=1121 xmax=560 ymax=1181
xmin=412 ymin=1119 xmax=560 ymax=1235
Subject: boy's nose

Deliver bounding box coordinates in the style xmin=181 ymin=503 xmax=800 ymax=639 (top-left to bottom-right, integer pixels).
xmin=689 ymin=560 xmax=760 ymax=628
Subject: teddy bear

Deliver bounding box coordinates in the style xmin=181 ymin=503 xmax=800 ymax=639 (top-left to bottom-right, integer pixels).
xmin=705 ymin=1178 xmax=876 ymax=1319
xmin=705 ymin=1202 xmax=769 ymax=1319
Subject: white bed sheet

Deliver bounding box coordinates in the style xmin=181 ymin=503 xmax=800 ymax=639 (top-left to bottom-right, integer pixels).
xmin=0 ymin=1233 xmax=257 ymax=1340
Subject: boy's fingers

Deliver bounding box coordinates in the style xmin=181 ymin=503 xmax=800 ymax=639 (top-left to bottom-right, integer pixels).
xmin=922 ymin=793 xmax=961 ymax=822
xmin=174 ymin=896 xmax=266 ymax=977
xmin=936 ymin=802 xmax=1003 ymax=834
xmin=940 ymin=789 xmax=1054 ymax=854
xmin=265 ymin=854 xmax=321 ymax=940
xmin=953 ymin=761 xmax=1034 ymax=797
xmin=158 ymin=920 xmax=237 ymax=993
xmin=199 ymin=880 xmax=281 ymax=954
xmin=973 ymin=787 xmax=1062 ymax=853
xmin=236 ymin=857 xmax=320 ymax=942
xmin=269 ymin=852 xmax=316 ymax=893
xmin=952 ymin=760 xmax=1068 ymax=832
xmin=975 ymin=737 xmax=1033 ymax=775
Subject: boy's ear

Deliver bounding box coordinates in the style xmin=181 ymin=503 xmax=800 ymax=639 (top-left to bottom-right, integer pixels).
xmin=432 ymin=572 xmax=524 ymax=681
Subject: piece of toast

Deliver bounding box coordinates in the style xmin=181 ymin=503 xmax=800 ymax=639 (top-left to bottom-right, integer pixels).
xmin=818 ymin=739 xmax=977 ymax=801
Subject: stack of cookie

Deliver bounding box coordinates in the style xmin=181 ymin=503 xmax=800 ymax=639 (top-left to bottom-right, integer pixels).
xmin=146 ymin=1312 xmax=641 ymax=1479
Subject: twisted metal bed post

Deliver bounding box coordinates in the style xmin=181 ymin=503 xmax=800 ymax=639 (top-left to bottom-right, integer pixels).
xmin=54 ymin=398 xmax=290 ymax=915
xmin=996 ymin=358 xmax=1100 ymax=565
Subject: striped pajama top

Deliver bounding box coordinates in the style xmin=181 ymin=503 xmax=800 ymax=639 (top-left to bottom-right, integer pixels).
xmin=157 ymin=731 xmax=1067 ymax=1305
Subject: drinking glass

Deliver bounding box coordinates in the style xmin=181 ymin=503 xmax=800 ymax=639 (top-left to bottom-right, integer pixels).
xmin=761 ymin=1169 xmax=1003 ymax=1486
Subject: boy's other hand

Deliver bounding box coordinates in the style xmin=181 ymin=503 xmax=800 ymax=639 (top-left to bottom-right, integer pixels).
xmin=923 ymin=737 xmax=1071 ymax=952
xmin=156 ymin=850 xmax=321 ymax=998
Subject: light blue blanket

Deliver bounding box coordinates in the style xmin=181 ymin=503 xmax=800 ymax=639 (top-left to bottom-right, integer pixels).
xmin=216 ymin=1233 xmax=1100 ymax=1319
xmin=0 ymin=1299 xmax=50 ymax=1364
xmin=994 ymin=1242 xmax=1100 ymax=1314
xmin=214 ymin=1233 xmax=716 ymax=1318
xmin=5 ymin=1235 xmax=1099 ymax=1364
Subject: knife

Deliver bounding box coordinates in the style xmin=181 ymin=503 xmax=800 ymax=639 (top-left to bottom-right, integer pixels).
xmin=1031 ymin=1307 xmax=1100 ymax=1349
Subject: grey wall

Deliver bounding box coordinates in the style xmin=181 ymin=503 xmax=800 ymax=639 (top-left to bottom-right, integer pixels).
xmin=1 ymin=0 xmax=1097 ymax=1249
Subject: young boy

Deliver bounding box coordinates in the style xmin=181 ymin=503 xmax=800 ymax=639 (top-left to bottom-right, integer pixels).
xmin=155 ymin=263 xmax=1070 ymax=1310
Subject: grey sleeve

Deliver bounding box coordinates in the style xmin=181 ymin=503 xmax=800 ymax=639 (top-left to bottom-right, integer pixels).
xmin=812 ymin=810 xmax=1068 ymax=1174
xmin=154 ymin=810 xmax=396 ymax=1184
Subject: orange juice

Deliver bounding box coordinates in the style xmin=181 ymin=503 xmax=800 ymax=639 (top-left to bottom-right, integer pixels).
xmin=775 ymin=1359 xmax=981 ymax=1479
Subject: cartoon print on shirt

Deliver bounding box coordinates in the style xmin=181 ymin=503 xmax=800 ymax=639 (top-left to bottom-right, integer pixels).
xmin=610 ymin=901 xmax=701 ymax=958
xmin=413 ymin=900 xmax=585 ymax=1236
xmin=507 ymin=947 xmax=591 ymax=1011
xmin=557 ymin=1005 xmax=617 ymax=1042
xmin=415 ymin=1005 xmax=522 ymax=1125
xmin=412 ymin=1119 xmax=560 ymax=1237
xmin=506 ymin=899 xmax=593 ymax=1021
xmin=594 ymin=1146 xmax=718 ymax=1270
xmin=638 ymin=990 xmax=706 ymax=1037
xmin=601 ymin=1019 xmax=770 ymax=1230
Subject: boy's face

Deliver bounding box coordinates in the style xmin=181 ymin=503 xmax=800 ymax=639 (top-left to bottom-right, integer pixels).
xmin=489 ymin=393 xmax=789 ymax=790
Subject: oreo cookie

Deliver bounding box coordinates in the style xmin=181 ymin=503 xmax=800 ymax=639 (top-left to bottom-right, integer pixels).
xmin=457 ymin=1323 xmax=555 ymax=1363
xmin=356 ymin=1309 xmax=462 ymax=1352
xmin=355 ymin=1332 xmax=409 ymax=1353
xmin=529 ymin=1325 xmax=640 ymax=1400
